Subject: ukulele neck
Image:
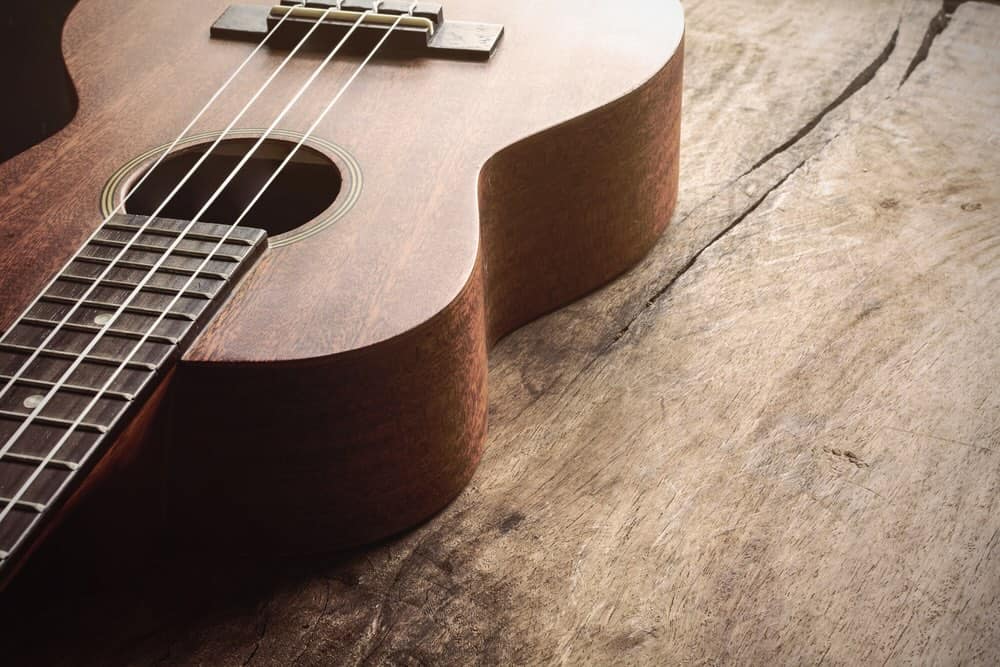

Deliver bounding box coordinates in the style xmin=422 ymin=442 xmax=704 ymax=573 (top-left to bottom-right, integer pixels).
xmin=0 ymin=214 xmax=266 ymax=574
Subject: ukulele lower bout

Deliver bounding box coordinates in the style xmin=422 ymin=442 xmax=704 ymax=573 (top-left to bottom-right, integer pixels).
xmin=0 ymin=0 xmax=684 ymax=588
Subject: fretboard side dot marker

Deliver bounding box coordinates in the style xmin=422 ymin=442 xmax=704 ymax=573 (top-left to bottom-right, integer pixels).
xmin=23 ymin=395 xmax=45 ymax=410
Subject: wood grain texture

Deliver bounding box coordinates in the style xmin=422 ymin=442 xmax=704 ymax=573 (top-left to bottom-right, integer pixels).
xmin=3 ymin=0 xmax=1000 ymax=665
xmin=0 ymin=0 xmax=684 ymax=359
xmin=0 ymin=215 xmax=267 ymax=585
xmin=0 ymin=0 xmax=683 ymax=568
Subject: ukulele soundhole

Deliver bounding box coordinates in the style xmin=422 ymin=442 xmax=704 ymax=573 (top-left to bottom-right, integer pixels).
xmin=119 ymin=137 xmax=343 ymax=237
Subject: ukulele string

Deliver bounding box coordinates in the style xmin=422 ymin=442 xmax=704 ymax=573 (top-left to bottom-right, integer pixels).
xmin=0 ymin=1 xmax=329 ymax=410
xmin=0 ymin=5 xmax=413 ymax=531
xmin=0 ymin=3 xmax=362 ymax=466
xmin=0 ymin=2 xmax=305 ymax=387
xmin=0 ymin=5 xmax=359 ymax=492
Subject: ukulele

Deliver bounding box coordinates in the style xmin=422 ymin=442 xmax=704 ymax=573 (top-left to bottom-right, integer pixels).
xmin=0 ymin=0 xmax=684 ymax=588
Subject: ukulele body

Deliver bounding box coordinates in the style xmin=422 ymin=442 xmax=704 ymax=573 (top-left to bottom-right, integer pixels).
xmin=0 ymin=0 xmax=683 ymax=568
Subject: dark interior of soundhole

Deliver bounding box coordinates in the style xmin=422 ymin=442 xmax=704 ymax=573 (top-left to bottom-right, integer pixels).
xmin=124 ymin=139 xmax=342 ymax=236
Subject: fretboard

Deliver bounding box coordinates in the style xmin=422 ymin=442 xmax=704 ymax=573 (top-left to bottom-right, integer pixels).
xmin=0 ymin=214 xmax=266 ymax=575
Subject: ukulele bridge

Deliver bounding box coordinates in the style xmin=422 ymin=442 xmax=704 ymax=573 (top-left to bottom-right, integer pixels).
xmin=211 ymin=2 xmax=504 ymax=61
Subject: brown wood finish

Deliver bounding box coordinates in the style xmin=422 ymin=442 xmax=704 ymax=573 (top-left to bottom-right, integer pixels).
xmin=0 ymin=215 xmax=267 ymax=580
xmin=0 ymin=0 xmax=683 ymax=575
xmin=4 ymin=1 xmax=1000 ymax=664
xmin=0 ymin=368 xmax=176 ymax=588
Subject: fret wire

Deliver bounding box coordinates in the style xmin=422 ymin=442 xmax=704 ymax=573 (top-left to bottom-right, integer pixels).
xmin=4 ymin=7 xmax=407 ymax=543
xmin=57 ymin=274 xmax=214 ymax=300
xmin=0 ymin=1 xmax=307 ymax=401
xmin=0 ymin=2 xmax=343 ymax=465
xmin=0 ymin=219 xmax=247 ymax=558
xmin=0 ymin=0 xmax=305 ymax=354
xmin=0 ymin=452 xmax=79 ymax=471
xmin=73 ymin=256 xmax=231 ymax=280
xmin=3 ymin=504 xmax=37 ymax=560
xmin=101 ymin=221 xmax=256 ymax=246
xmin=0 ymin=343 xmax=158 ymax=371
xmin=0 ymin=497 xmax=45 ymax=514
xmin=2 ymin=502 xmax=38 ymax=560
xmin=87 ymin=238 xmax=244 ymax=263
xmin=0 ymin=4 xmax=401 ymax=571
xmin=0 ymin=375 xmax=135 ymax=401
xmin=0 ymin=7 xmax=313 ymax=432
xmin=20 ymin=317 xmax=180 ymax=345
xmin=0 ymin=5 xmax=381 ymax=554
xmin=0 ymin=4 xmax=308 ymax=570
xmin=39 ymin=295 xmax=198 ymax=321
xmin=0 ymin=411 xmax=107 ymax=434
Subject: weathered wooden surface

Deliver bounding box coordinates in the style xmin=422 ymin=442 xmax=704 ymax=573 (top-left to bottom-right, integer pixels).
xmin=3 ymin=0 xmax=999 ymax=664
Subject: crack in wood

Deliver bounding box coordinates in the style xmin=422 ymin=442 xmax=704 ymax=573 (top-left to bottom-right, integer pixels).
xmin=241 ymin=597 xmax=272 ymax=666
xmin=288 ymin=578 xmax=333 ymax=666
xmin=743 ymin=25 xmax=900 ymax=177
xmin=901 ymin=5 xmax=950 ymax=85
xmin=6 ymin=3 xmax=1000 ymax=664
xmin=900 ymin=0 xmax=1000 ymax=85
xmin=609 ymin=20 xmax=908 ymax=348
xmin=611 ymin=158 xmax=808 ymax=345
xmin=355 ymin=541 xmax=426 ymax=665
xmin=825 ymin=447 xmax=870 ymax=469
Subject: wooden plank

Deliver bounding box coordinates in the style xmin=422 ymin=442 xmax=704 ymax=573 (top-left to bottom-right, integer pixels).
xmin=472 ymin=4 xmax=1000 ymax=664
xmin=4 ymin=0 xmax=999 ymax=664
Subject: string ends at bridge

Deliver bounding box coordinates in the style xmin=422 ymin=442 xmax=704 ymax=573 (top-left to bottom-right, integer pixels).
xmin=212 ymin=2 xmax=504 ymax=61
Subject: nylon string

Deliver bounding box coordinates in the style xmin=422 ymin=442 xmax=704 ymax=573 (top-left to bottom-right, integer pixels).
xmin=0 ymin=5 xmax=417 ymax=535
xmin=0 ymin=4 xmax=361 ymax=476
xmin=0 ymin=3 xmax=305 ymax=399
